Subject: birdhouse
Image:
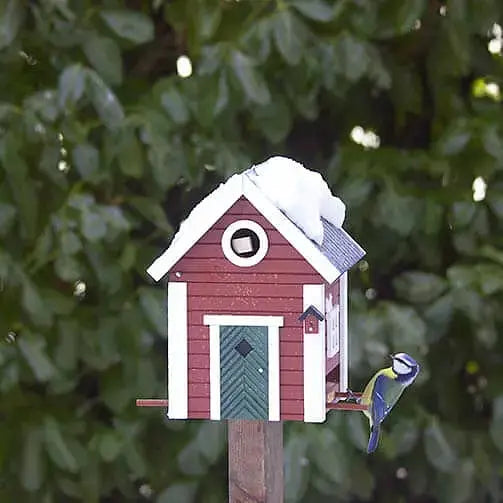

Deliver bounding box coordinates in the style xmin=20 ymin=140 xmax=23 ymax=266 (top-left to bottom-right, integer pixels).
xmin=299 ymin=305 xmax=324 ymax=334
xmin=145 ymin=157 xmax=365 ymax=423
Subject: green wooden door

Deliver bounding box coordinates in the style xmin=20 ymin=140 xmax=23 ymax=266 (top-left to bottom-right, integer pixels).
xmin=220 ymin=325 xmax=268 ymax=420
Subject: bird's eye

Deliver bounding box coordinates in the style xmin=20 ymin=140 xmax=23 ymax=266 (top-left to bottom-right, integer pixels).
xmin=393 ymin=359 xmax=411 ymax=374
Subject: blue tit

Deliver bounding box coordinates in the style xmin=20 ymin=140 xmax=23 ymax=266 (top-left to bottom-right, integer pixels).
xmin=360 ymin=353 xmax=420 ymax=453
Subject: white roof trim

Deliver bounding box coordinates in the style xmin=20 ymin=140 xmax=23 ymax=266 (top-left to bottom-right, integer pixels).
xmin=146 ymin=173 xmax=341 ymax=283
xmin=146 ymin=175 xmax=243 ymax=281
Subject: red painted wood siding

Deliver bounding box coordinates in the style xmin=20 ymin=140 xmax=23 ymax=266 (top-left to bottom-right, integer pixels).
xmin=325 ymin=280 xmax=340 ymax=380
xmin=172 ymin=197 xmax=324 ymax=421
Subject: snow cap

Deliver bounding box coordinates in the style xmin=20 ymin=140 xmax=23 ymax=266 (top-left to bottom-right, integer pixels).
xmin=248 ymin=156 xmax=346 ymax=245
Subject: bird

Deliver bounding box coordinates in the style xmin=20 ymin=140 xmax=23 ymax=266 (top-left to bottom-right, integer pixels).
xmin=360 ymin=353 xmax=420 ymax=453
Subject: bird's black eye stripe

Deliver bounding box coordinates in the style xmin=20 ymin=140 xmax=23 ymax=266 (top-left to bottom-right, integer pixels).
xmin=395 ymin=357 xmax=413 ymax=368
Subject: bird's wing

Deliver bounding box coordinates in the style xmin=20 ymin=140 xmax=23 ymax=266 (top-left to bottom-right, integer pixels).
xmin=371 ymin=374 xmax=394 ymax=425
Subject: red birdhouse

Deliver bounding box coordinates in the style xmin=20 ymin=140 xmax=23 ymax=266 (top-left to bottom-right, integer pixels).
xmin=145 ymin=157 xmax=365 ymax=423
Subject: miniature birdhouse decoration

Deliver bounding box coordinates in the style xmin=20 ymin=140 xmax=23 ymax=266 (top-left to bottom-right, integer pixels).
xmin=146 ymin=157 xmax=365 ymax=423
xmin=299 ymin=306 xmax=324 ymax=334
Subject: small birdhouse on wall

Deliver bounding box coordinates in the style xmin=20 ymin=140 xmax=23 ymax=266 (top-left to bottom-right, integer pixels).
xmin=145 ymin=157 xmax=365 ymax=423
xmin=299 ymin=306 xmax=324 ymax=334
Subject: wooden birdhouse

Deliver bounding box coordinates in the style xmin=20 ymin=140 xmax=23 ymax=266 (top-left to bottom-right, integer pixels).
xmin=145 ymin=157 xmax=365 ymax=423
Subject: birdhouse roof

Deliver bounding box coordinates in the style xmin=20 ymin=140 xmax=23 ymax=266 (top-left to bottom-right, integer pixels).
xmin=147 ymin=158 xmax=365 ymax=284
xmin=298 ymin=305 xmax=325 ymax=321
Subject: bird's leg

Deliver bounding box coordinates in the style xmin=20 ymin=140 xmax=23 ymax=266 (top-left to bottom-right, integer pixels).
xmin=346 ymin=388 xmax=361 ymax=403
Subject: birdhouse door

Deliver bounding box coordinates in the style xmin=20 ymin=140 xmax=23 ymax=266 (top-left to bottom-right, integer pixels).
xmin=220 ymin=325 xmax=268 ymax=420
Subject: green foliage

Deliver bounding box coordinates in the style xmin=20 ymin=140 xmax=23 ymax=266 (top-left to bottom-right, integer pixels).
xmin=1 ymin=0 xmax=503 ymax=502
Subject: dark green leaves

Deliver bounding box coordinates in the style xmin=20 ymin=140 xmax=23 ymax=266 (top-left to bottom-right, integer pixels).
xmin=489 ymin=396 xmax=503 ymax=452
xmin=382 ymin=302 xmax=427 ymax=351
xmin=332 ymin=32 xmax=371 ymax=82
xmin=290 ymin=0 xmax=335 ymax=22
xmin=161 ymin=88 xmax=189 ymax=124
xmin=43 ymin=417 xmax=79 ymax=473
xmin=81 ymin=209 xmax=107 ymax=241
xmin=82 ymin=35 xmax=123 ymax=86
xmin=100 ymin=10 xmax=154 ymax=44
xmin=272 ymin=10 xmax=306 ymax=65
xmin=157 ymin=483 xmax=197 ymax=503
xmin=393 ymin=271 xmax=448 ymax=304
xmin=117 ymin=130 xmax=143 ymax=178
xmin=284 ymin=436 xmax=309 ymax=502
xmin=85 ymin=70 xmax=124 ymax=129
xmin=395 ymin=0 xmax=427 ymax=35
xmin=21 ymin=279 xmax=52 ymax=327
xmin=58 ymin=65 xmax=86 ymax=108
xmin=424 ymin=419 xmax=458 ymax=473
xmin=252 ymin=95 xmax=292 ymax=143
xmin=0 ymin=201 xmax=16 ymax=235
xmin=129 ymin=196 xmax=172 ymax=233
xmin=374 ymin=188 xmax=422 ymax=236
xmin=21 ymin=429 xmax=43 ymax=492
xmin=72 ymin=143 xmax=100 ymax=179
xmin=0 ymin=0 xmax=24 ymax=49
xmin=139 ymin=287 xmax=166 ymax=336
xmin=97 ymin=431 xmax=123 ymax=462
xmin=18 ymin=333 xmax=56 ymax=382
xmin=1 ymin=135 xmax=38 ymax=240
xmin=230 ymin=51 xmax=270 ymax=105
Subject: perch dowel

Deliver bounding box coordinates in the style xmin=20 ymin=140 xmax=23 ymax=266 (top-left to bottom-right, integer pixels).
xmin=331 ymin=391 xmax=362 ymax=398
xmin=136 ymin=399 xmax=169 ymax=407
xmin=326 ymin=401 xmax=368 ymax=411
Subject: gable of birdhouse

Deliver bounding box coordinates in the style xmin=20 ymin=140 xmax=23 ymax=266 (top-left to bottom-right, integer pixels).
xmin=147 ymin=164 xmax=365 ymax=283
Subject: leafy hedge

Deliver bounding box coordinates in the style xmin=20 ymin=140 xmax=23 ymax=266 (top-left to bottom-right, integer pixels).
xmin=1 ymin=1 xmax=503 ymax=502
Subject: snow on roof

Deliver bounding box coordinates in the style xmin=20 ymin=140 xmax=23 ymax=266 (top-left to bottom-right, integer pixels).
xmin=247 ymin=157 xmax=345 ymax=245
xmin=146 ymin=156 xmax=365 ymax=282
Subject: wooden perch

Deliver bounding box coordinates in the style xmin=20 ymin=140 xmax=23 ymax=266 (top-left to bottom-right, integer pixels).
xmin=326 ymin=390 xmax=368 ymax=411
xmin=136 ymin=399 xmax=168 ymax=407
xmin=327 ymin=402 xmax=368 ymax=411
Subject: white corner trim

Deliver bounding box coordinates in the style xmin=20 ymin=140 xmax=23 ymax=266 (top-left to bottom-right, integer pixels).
xmin=167 ymin=282 xmax=188 ymax=419
xmin=221 ymin=219 xmax=269 ymax=267
xmin=243 ymin=177 xmax=341 ymax=284
xmin=268 ymin=325 xmax=280 ymax=421
xmin=205 ymin=314 xmax=282 ymax=422
xmin=146 ymin=175 xmax=244 ymax=281
xmin=209 ymin=324 xmax=221 ymax=420
xmin=203 ymin=315 xmax=284 ymax=327
xmin=339 ymin=273 xmax=349 ymax=393
xmin=303 ymin=284 xmax=326 ymax=423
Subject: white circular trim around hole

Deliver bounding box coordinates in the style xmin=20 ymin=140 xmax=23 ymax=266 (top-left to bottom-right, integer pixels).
xmin=221 ymin=219 xmax=269 ymax=267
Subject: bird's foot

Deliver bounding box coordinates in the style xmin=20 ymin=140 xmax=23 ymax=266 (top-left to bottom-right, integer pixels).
xmin=346 ymin=388 xmax=361 ymax=403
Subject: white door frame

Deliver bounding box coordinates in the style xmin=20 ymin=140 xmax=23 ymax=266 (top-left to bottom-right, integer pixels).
xmin=203 ymin=314 xmax=283 ymax=421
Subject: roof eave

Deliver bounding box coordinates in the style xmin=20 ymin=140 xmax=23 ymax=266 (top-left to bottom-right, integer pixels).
xmin=146 ymin=175 xmax=244 ymax=281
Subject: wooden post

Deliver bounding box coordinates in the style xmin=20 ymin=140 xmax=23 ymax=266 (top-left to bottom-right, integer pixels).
xmin=228 ymin=420 xmax=283 ymax=503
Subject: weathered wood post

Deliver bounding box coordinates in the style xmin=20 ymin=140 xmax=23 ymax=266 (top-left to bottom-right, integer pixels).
xmin=228 ymin=420 xmax=283 ymax=503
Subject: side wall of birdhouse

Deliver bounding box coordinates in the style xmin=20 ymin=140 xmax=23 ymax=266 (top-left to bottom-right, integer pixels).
xmin=325 ymin=272 xmax=349 ymax=398
xmin=168 ymin=197 xmax=325 ymax=421
xmin=325 ymin=280 xmax=341 ymax=376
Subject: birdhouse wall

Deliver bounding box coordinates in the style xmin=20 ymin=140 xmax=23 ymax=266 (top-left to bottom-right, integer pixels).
xmin=325 ymin=272 xmax=349 ymax=394
xmin=169 ymin=197 xmax=325 ymax=421
xmin=325 ymin=280 xmax=341 ymax=377
xmin=303 ymin=316 xmax=319 ymax=334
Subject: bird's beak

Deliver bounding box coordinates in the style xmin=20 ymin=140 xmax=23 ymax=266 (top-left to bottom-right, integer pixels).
xmin=389 ymin=353 xmax=395 ymax=360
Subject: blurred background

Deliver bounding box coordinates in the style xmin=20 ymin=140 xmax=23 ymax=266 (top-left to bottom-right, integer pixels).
xmin=1 ymin=0 xmax=503 ymax=501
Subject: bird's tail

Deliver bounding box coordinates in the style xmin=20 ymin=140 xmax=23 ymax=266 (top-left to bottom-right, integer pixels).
xmin=367 ymin=424 xmax=380 ymax=454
